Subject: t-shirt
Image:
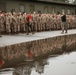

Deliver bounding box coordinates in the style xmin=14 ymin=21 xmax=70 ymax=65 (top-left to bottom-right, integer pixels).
xmin=26 ymin=14 xmax=32 ymax=23
xmin=61 ymin=15 xmax=66 ymax=22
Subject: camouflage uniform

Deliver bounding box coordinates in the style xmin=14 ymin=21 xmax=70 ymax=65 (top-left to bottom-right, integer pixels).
xmin=74 ymin=16 xmax=76 ymax=28
xmin=66 ymin=15 xmax=70 ymax=29
xmin=17 ymin=14 xmax=21 ymax=33
xmin=1 ymin=14 xmax=5 ymax=33
xmin=58 ymin=15 xmax=62 ymax=30
xmin=42 ymin=14 xmax=46 ymax=31
xmin=32 ymin=14 xmax=37 ymax=32
xmin=37 ymin=14 xmax=41 ymax=31
xmin=71 ymin=16 xmax=75 ymax=29
xmin=73 ymin=16 xmax=76 ymax=29
xmin=12 ymin=14 xmax=17 ymax=33
xmin=0 ymin=13 xmax=3 ymax=36
xmin=6 ymin=13 xmax=11 ymax=34
xmin=20 ymin=14 xmax=26 ymax=33
xmin=49 ymin=15 xmax=53 ymax=30
xmin=23 ymin=13 xmax=27 ymax=33
xmin=61 ymin=14 xmax=67 ymax=33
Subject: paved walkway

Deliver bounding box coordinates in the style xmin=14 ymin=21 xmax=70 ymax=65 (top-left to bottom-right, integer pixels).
xmin=0 ymin=29 xmax=76 ymax=47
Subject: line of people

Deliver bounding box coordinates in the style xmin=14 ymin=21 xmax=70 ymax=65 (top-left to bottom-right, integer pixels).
xmin=0 ymin=11 xmax=76 ymax=37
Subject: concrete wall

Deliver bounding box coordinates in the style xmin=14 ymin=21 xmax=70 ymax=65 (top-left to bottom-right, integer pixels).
xmin=0 ymin=0 xmax=76 ymax=14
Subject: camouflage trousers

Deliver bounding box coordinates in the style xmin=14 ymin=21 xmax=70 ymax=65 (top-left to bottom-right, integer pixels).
xmin=61 ymin=22 xmax=67 ymax=33
xmin=0 ymin=24 xmax=2 ymax=35
xmin=26 ymin=23 xmax=33 ymax=33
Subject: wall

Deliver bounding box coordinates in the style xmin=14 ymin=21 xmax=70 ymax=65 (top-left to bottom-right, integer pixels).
xmin=0 ymin=0 xmax=75 ymax=14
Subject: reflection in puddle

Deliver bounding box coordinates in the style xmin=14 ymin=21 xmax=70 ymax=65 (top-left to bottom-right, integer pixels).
xmin=0 ymin=68 xmax=14 ymax=75
xmin=0 ymin=34 xmax=76 ymax=75
xmin=0 ymin=51 xmax=76 ymax=75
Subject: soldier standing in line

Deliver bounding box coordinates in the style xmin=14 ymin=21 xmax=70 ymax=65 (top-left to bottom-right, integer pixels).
xmin=44 ymin=14 xmax=47 ymax=31
xmin=0 ymin=11 xmax=3 ymax=37
xmin=20 ymin=13 xmax=26 ymax=33
xmin=17 ymin=13 xmax=21 ymax=33
xmin=2 ymin=12 xmax=6 ymax=34
xmin=9 ymin=12 xmax=13 ymax=34
xmin=37 ymin=14 xmax=42 ymax=32
xmin=46 ymin=14 xmax=51 ymax=31
xmin=54 ymin=14 xmax=57 ymax=30
xmin=38 ymin=14 xmax=41 ymax=31
xmin=40 ymin=14 xmax=43 ymax=31
xmin=47 ymin=14 xmax=51 ymax=31
xmin=55 ymin=14 xmax=58 ymax=30
xmin=23 ymin=13 xmax=28 ymax=33
xmin=49 ymin=14 xmax=53 ymax=30
xmin=36 ymin=14 xmax=39 ymax=31
xmin=41 ymin=14 xmax=46 ymax=31
xmin=31 ymin=13 xmax=35 ymax=33
xmin=12 ymin=12 xmax=18 ymax=34
xmin=20 ymin=13 xmax=23 ymax=33
xmin=74 ymin=15 xmax=76 ymax=28
xmin=50 ymin=14 xmax=54 ymax=30
xmin=6 ymin=13 xmax=11 ymax=34
xmin=22 ymin=13 xmax=26 ymax=33
xmin=66 ymin=15 xmax=70 ymax=29
xmin=32 ymin=12 xmax=37 ymax=32
xmin=73 ymin=16 xmax=76 ymax=29
xmin=1 ymin=13 xmax=5 ymax=34
xmin=52 ymin=14 xmax=56 ymax=30
xmin=71 ymin=15 xmax=75 ymax=29
xmin=57 ymin=14 xmax=61 ymax=30
xmin=70 ymin=15 xmax=72 ymax=29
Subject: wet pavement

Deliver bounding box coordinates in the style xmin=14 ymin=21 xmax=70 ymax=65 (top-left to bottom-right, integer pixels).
xmin=0 ymin=29 xmax=76 ymax=75
xmin=0 ymin=32 xmax=76 ymax=63
xmin=0 ymin=29 xmax=76 ymax=47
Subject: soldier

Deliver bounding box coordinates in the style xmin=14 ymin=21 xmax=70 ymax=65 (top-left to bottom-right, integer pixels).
xmin=66 ymin=15 xmax=70 ymax=29
xmin=12 ymin=12 xmax=17 ymax=34
xmin=32 ymin=12 xmax=37 ymax=32
xmin=6 ymin=13 xmax=12 ymax=34
xmin=49 ymin=14 xmax=53 ymax=30
xmin=37 ymin=14 xmax=42 ymax=32
xmin=46 ymin=14 xmax=51 ymax=31
xmin=71 ymin=15 xmax=75 ymax=29
xmin=0 ymin=11 xmax=2 ymax=37
xmin=17 ymin=13 xmax=21 ymax=33
xmin=9 ymin=12 xmax=13 ymax=34
xmin=41 ymin=14 xmax=46 ymax=31
xmin=40 ymin=14 xmax=44 ymax=31
xmin=74 ymin=15 xmax=76 ymax=28
xmin=20 ymin=13 xmax=26 ymax=33
xmin=69 ymin=15 xmax=73 ymax=29
xmin=1 ymin=13 xmax=5 ymax=34
xmin=23 ymin=13 xmax=27 ymax=33
xmin=57 ymin=14 xmax=61 ymax=30
xmin=2 ymin=12 xmax=6 ymax=34
xmin=51 ymin=14 xmax=56 ymax=30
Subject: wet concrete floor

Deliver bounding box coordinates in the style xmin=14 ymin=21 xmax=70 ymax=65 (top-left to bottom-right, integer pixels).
xmin=0 ymin=29 xmax=76 ymax=47
xmin=0 ymin=29 xmax=76 ymax=75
